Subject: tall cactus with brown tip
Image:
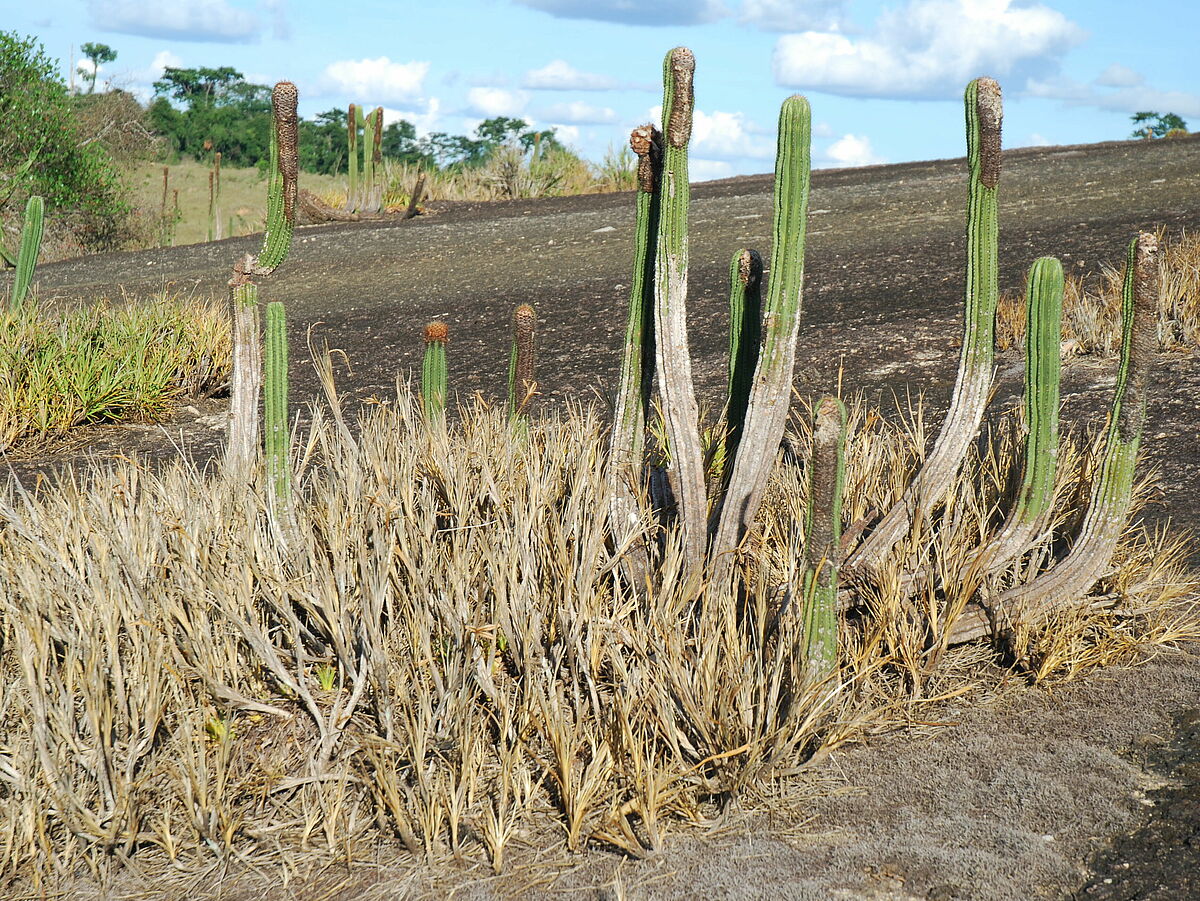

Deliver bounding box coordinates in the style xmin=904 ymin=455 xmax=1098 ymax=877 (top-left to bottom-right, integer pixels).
xmin=422 ymin=322 xmax=449 ymax=420
xmin=847 ymin=77 xmax=1002 ymax=579
xmin=347 ymin=103 xmax=359 ymax=211
xmin=226 ymin=81 xmax=298 ymax=473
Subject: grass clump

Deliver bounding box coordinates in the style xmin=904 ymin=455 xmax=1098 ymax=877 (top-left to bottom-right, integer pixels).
xmin=998 ymin=228 xmax=1200 ymax=354
xmin=0 ymin=294 xmax=230 ymax=451
xmin=0 ymin=378 xmax=1193 ymax=890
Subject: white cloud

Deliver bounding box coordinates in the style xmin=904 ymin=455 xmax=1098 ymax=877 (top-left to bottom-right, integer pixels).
xmin=546 ymin=123 xmax=581 ymax=144
xmin=467 ymin=87 xmax=530 ymax=117
xmin=823 ymin=134 xmax=884 ymax=167
xmin=1094 ymin=63 xmax=1142 ymax=89
xmin=523 ymin=60 xmax=621 ymax=91
xmin=649 ymin=105 xmax=775 ymax=160
xmin=1023 ymin=132 xmax=1051 ymax=147
xmin=262 ymin=0 xmax=290 ymax=39
xmin=382 ymin=99 xmax=442 ymax=137
xmin=322 ymin=58 xmax=429 ymax=103
xmin=690 ymin=159 xmax=735 ymax=181
xmin=773 ymin=0 xmax=1084 ymax=99
xmin=538 ymin=101 xmax=616 ymax=124
xmin=740 ymin=0 xmax=847 ymax=31
xmin=514 ymin=0 xmax=726 ymax=26
xmin=88 ymin=0 xmax=262 ymax=43
xmin=812 ymin=120 xmax=835 ymax=138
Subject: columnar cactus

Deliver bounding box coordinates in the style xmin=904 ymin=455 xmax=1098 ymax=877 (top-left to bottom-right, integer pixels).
xmin=10 ymin=194 xmax=44 ymax=310
xmin=800 ymin=396 xmax=846 ymax=679
xmin=848 ymin=77 xmax=1002 ymax=579
xmin=508 ymin=303 xmax=537 ymax=418
xmin=347 ymin=103 xmax=359 ymax=211
xmin=207 ymin=152 xmax=223 ymax=242
xmin=226 ymin=81 xmax=298 ymax=473
xmin=607 ymin=123 xmax=661 ymax=549
xmin=264 ymin=301 xmax=291 ymax=511
xmin=422 ymin=322 xmax=449 ymax=420
xmin=724 ymin=248 xmax=764 ymax=464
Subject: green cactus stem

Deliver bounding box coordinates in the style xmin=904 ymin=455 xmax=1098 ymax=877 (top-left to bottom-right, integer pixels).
xmin=10 ymin=195 xmax=44 ymax=310
xmin=848 ymin=76 xmax=1002 ymax=579
xmin=366 ymin=107 xmax=384 ymax=212
xmin=422 ymin=321 xmax=449 ymax=420
xmin=709 ymin=94 xmax=812 ymax=570
xmin=653 ymin=46 xmax=708 ymax=571
xmin=347 ymin=103 xmax=359 ymax=211
xmin=952 ymin=233 xmax=1159 ymax=644
xmin=608 ymin=124 xmax=662 ymax=570
xmin=722 ymin=247 xmax=764 ymax=483
xmin=227 ymin=82 xmax=299 ymax=473
xmin=800 ymin=396 xmax=846 ymax=680
xmin=264 ymin=301 xmax=291 ymax=510
xmin=507 ymin=304 xmax=537 ymax=418
xmin=976 ymin=256 xmax=1063 ymax=574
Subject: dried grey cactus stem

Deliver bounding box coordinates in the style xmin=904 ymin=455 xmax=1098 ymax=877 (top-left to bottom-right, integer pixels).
xmin=226 ymin=81 xmax=298 ymax=474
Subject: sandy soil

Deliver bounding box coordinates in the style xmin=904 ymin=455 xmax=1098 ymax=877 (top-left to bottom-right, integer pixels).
xmin=3 ymin=134 xmax=1199 ymax=899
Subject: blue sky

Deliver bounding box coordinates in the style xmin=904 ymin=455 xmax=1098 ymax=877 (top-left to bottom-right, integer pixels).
xmin=10 ymin=0 xmax=1199 ymax=178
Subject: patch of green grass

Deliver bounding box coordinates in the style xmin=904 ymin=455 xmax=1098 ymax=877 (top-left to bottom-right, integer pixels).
xmin=0 ymin=293 xmax=230 ymax=451
xmin=121 ymin=159 xmax=342 ymax=248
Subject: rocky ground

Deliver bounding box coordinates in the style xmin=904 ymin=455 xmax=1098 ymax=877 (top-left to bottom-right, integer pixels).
xmin=3 ymin=133 xmax=1199 ymax=899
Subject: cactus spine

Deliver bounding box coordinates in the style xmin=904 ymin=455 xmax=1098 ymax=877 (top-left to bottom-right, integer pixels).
xmin=264 ymin=301 xmax=291 ymax=510
xmin=227 ymin=82 xmax=298 ymax=473
xmin=709 ymin=95 xmax=811 ymax=570
xmin=508 ymin=304 xmax=537 ymax=418
xmin=10 ymin=195 xmax=44 ymax=310
xmin=801 ymin=396 xmax=846 ymax=679
xmin=848 ymin=77 xmax=1002 ymax=579
xmin=422 ymin=322 xmax=449 ymax=420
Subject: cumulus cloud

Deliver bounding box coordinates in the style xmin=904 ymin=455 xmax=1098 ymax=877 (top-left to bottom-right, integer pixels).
xmin=537 ymin=101 xmax=616 ymax=124
xmin=690 ymin=159 xmax=735 ymax=182
xmin=513 ymin=0 xmax=726 ymax=26
xmin=321 ymin=58 xmax=430 ymax=103
xmin=823 ymin=134 xmax=884 ymax=167
xmin=522 ymin=60 xmax=621 ymax=91
xmin=773 ymin=0 xmax=1084 ymax=99
xmin=546 ymin=123 xmax=582 ymax=144
xmin=1094 ymin=63 xmax=1142 ymax=89
xmin=740 ymin=0 xmax=847 ymax=31
xmin=88 ymin=0 xmax=262 ymax=43
xmin=650 ymin=105 xmax=775 ymax=160
xmin=382 ymin=99 xmax=441 ymax=137
xmin=1028 ymin=68 xmax=1200 ymax=118
xmin=467 ymin=87 xmax=530 ymax=117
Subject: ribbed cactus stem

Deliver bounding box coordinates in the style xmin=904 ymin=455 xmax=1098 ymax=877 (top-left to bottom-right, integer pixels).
xmin=724 ymin=247 xmax=764 ymax=471
xmin=227 ymin=282 xmax=262 ymax=469
xmin=422 ymin=322 xmax=449 ymax=420
xmin=264 ymin=301 xmax=291 ymax=510
xmin=347 ymin=103 xmax=359 ymax=211
xmin=508 ymin=304 xmax=537 ymax=418
xmin=801 ymin=396 xmax=846 ymax=680
xmin=848 ymin=76 xmax=1001 ymax=578
xmin=370 ymin=107 xmax=384 ymax=212
xmin=257 ymin=81 xmax=298 ymax=273
xmin=709 ymin=95 xmax=811 ymax=570
xmin=213 ymin=151 xmax=223 ymax=240
xmin=653 ymin=46 xmax=707 ymax=571
xmin=952 ymin=233 xmax=1159 ymax=643
xmin=11 ymin=195 xmax=44 ymax=310
xmin=978 ymin=256 xmax=1063 ymax=573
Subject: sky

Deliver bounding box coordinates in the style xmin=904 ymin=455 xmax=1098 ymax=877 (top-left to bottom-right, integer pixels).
xmin=8 ymin=0 xmax=1199 ymax=179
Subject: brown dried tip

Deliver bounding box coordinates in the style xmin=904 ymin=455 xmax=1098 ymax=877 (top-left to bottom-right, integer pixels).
xmin=514 ymin=303 xmax=536 ymax=328
xmin=974 ymin=77 xmax=1002 ymax=189
xmin=272 ymin=81 xmax=300 ymax=222
xmin=630 ymin=124 xmax=661 ymax=193
xmin=666 ymin=47 xmax=695 ymax=149
xmin=738 ymin=249 xmax=764 ymax=289
xmin=424 ymin=321 xmax=449 ymax=344
xmin=1117 ymin=231 xmax=1159 ymax=441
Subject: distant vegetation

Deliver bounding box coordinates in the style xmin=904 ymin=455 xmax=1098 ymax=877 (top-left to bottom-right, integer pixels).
xmin=1130 ymin=111 xmax=1189 ymax=139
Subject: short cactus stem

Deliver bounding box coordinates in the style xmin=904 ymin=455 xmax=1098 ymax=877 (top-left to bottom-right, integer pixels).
xmin=848 ymin=76 xmax=1002 ymax=579
xmin=508 ymin=303 xmax=537 ymax=418
xmin=422 ymin=322 xmax=449 ymax=420
xmin=347 ymin=103 xmax=359 ymax=211
xmin=11 ymin=194 xmax=44 ymax=310
xmin=724 ymin=247 xmax=764 ymax=470
xmin=264 ymin=301 xmax=291 ymax=511
xmin=227 ymin=281 xmax=262 ymax=471
xmin=800 ymin=396 xmax=846 ymax=680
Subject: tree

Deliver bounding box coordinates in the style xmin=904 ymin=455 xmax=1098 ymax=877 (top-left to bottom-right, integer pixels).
xmin=1130 ymin=111 xmax=1188 ymax=139
xmin=79 ymin=41 xmax=116 ymax=94
xmin=150 ymin=67 xmax=273 ymax=166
